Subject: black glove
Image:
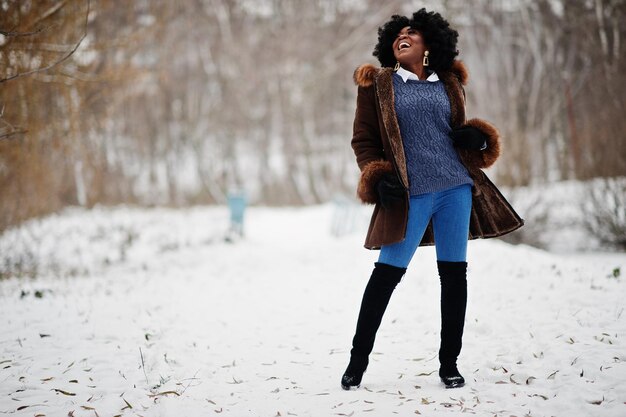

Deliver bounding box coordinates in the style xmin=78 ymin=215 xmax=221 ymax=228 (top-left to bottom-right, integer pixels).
xmin=450 ymin=126 xmax=487 ymax=150
xmin=376 ymin=172 xmax=405 ymax=209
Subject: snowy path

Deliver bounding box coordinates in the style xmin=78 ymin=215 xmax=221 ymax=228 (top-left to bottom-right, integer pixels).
xmin=1 ymin=205 xmax=625 ymax=416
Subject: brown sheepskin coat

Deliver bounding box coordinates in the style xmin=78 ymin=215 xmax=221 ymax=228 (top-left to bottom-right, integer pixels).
xmin=352 ymin=60 xmax=523 ymax=249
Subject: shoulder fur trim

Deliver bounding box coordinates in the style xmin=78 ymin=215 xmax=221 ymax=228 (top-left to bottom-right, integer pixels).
xmin=354 ymin=63 xmax=379 ymax=87
xmin=450 ymin=60 xmax=469 ymax=85
xmin=355 ymin=61 xmax=468 ymax=87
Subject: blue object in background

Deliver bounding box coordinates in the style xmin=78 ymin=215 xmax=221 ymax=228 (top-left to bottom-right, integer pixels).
xmin=227 ymin=190 xmax=247 ymax=238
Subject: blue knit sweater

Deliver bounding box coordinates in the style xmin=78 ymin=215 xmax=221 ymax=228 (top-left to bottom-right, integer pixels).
xmin=393 ymin=73 xmax=473 ymax=196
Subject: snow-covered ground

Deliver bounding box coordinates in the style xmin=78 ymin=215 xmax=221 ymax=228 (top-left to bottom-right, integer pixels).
xmin=1 ymin=204 xmax=625 ymax=416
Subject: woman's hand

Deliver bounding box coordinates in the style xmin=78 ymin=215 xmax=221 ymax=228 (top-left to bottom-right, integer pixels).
xmin=376 ymin=173 xmax=405 ymax=209
xmin=450 ymin=126 xmax=487 ymax=150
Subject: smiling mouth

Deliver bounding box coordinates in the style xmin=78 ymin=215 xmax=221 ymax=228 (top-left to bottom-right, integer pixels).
xmin=398 ymin=41 xmax=411 ymax=50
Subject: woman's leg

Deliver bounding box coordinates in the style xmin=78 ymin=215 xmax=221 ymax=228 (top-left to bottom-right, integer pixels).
xmin=341 ymin=262 xmax=406 ymax=389
xmin=431 ymin=184 xmax=472 ymax=262
xmin=378 ymin=193 xmax=434 ymax=268
xmin=431 ymin=184 xmax=472 ymax=388
xmin=342 ymin=194 xmax=433 ymax=389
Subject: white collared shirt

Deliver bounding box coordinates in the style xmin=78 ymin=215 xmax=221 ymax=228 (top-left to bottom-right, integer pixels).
xmin=396 ymin=66 xmax=439 ymax=83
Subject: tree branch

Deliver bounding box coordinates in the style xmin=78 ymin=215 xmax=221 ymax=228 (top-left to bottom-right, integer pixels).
xmin=0 ymin=116 xmax=27 ymax=141
xmin=0 ymin=0 xmax=91 ymax=84
xmin=0 ymin=26 xmax=49 ymax=37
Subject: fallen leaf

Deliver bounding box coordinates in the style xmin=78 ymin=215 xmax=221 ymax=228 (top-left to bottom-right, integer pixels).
xmin=148 ymin=391 xmax=180 ymax=397
xmin=52 ymin=389 xmax=76 ymax=396
xmin=526 ymin=376 xmax=536 ymax=385
xmin=228 ymin=376 xmax=242 ymax=384
xmin=510 ymin=375 xmax=521 ymax=385
xmin=121 ymin=398 xmax=132 ymax=410
xmin=547 ymin=370 xmax=558 ymax=380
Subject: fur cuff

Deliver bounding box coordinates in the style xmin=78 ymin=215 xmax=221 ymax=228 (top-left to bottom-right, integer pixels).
xmin=357 ymin=160 xmax=394 ymax=204
xmin=457 ymin=118 xmax=501 ymax=169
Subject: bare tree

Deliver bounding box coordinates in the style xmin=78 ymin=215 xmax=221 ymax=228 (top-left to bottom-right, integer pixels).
xmin=1 ymin=0 xmax=624 ymax=232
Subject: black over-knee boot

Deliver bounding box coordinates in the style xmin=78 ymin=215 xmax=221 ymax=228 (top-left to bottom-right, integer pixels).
xmin=437 ymin=260 xmax=467 ymax=388
xmin=341 ymin=262 xmax=406 ymax=390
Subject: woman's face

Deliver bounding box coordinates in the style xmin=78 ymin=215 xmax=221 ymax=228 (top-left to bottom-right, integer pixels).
xmin=392 ymin=26 xmax=427 ymax=65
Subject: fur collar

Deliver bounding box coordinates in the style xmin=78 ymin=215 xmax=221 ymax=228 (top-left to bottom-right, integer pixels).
xmin=353 ymin=60 xmax=469 ymax=87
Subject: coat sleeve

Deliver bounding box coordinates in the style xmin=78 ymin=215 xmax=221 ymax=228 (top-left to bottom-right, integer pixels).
xmin=450 ymin=81 xmax=500 ymax=169
xmin=351 ymin=85 xmax=394 ymax=204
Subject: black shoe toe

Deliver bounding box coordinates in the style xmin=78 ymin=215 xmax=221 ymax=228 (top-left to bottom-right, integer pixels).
xmin=439 ymin=365 xmax=465 ymax=388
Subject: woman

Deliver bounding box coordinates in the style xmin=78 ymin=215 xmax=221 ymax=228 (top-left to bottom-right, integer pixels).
xmin=341 ymin=9 xmax=523 ymax=390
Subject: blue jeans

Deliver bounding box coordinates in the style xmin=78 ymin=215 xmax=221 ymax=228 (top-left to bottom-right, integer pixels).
xmin=378 ymin=184 xmax=472 ymax=268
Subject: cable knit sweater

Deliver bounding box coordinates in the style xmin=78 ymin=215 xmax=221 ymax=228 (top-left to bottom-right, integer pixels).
xmin=393 ymin=73 xmax=473 ymax=195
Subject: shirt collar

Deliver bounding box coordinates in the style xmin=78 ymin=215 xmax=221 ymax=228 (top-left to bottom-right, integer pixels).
xmin=396 ymin=66 xmax=439 ymax=83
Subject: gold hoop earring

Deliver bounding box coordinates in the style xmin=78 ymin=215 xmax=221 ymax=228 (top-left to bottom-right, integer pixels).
xmin=423 ymin=51 xmax=430 ymax=67
xmin=394 ymin=61 xmax=400 ymax=71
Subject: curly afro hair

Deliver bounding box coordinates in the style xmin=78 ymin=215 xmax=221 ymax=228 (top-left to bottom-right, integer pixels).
xmin=373 ymin=8 xmax=459 ymax=72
